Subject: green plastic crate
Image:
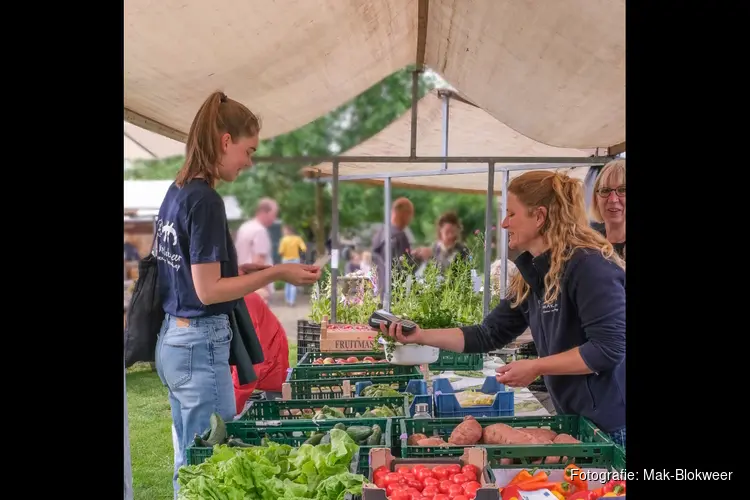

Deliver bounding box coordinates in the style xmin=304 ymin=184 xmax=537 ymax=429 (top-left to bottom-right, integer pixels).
xmin=186 ymin=418 xmax=392 ymax=475
xmin=400 ymin=415 xmax=617 ymax=468
xmin=284 ymin=365 xmax=424 ymax=399
xmin=295 ymin=351 xmax=418 ymax=379
xmin=429 ymin=351 xmax=484 ymax=371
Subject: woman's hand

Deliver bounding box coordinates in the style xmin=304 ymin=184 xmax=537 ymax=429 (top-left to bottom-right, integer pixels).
xmin=380 ymin=320 xmax=424 ymax=345
xmin=278 ymin=263 xmax=321 ymax=285
xmin=495 ymin=359 xmax=541 ymax=388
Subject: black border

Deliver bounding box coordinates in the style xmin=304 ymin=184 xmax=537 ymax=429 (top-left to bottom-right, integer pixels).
xmin=626 ymin=3 xmax=740 ymax=497
xmin=28 ymin=2 xmax=743 ymax=495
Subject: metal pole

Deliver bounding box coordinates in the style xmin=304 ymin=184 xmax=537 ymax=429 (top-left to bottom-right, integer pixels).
xmin=482 ymin=163 xmax=495 ymax=317
xmin=330 ymin=161 xmax=339 ymax=323
xmin=409 ymin=71 xmax=420 ymax=158
xmin=383 ymin=177 xmax=392 ymax=310
xmin=255 ymin=155 xmax=612 ymax=165
xmin=441 ymin=92 xmax=450 ymax=170
xmin=500 ymin=170 xmax=510 ymax=298
xmin=124 ymin=365 xmax=133 ymax=500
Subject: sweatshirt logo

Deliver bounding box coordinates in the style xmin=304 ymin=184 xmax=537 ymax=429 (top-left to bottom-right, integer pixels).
xmin=541 ymin=301 xmax=560 ymax=314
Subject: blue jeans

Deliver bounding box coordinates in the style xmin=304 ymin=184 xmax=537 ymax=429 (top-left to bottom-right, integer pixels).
xmin=155 ymin=313 xmax=236 ymax=498
xmin=283 ymin=258 xmax=300 ymax=304
xmin=610 ymin=427 xmax=626 ymax=448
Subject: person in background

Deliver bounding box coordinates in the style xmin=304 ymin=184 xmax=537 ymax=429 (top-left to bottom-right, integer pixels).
xmin=381 ymin=171 xmax=626 ymax=448
xmin=590 ymin=159 xmax=626 ymax=260
xmin=235 ymin=198 xmax=279 ymax=299
xmin=154 ymin=91 xmax=321 ymax=497
xmin=360 ymin=251 xmax=373 ymax=275
xmin=231 ymin=290 xmax=290 ymax=413
xmin=371 ymin=197 xmax=415 ymax=299
xmin=345 ymin=251 xmax=361 ymax=275
xmin=278 ymin=225 xmax=307 ymax=306
xmin=412 ymin=211 xmax=470 ymax=273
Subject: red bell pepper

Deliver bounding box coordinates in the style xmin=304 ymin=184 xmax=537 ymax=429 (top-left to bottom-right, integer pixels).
xmin=567 ymin=491 xmax=597 ymax=500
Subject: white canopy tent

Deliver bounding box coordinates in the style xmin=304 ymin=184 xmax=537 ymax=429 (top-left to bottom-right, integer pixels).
xmin=124 ymin=0 xmax=625 ymax=151
xmin=124 ymin=121 xmax=185 ymax=164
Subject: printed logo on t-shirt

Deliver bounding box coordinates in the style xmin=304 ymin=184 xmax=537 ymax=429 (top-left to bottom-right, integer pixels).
xmin=156 ymin=218 xmax=183 ymax=272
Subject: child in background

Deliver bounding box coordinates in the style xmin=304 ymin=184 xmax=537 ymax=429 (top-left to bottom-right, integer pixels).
xmin=278 ymin=225 xmax=307 ymax=306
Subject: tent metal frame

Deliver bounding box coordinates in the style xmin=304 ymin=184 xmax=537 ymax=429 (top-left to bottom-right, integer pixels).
xmin=251 ymin=75 xmax=614 ymax=323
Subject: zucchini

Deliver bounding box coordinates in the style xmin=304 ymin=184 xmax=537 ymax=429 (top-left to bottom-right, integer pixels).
xmin=193 ymin=433 xmax=211 ymax=447
xmin=346 ymin=426 xmax=373 ymax=442
xmin=333 ymin=423 xmax=347 ymax=431
xmin=227 ymin=438 xmax=254 ymax=448
xmin=205 ymin=413 xmax=227 ymax=446
xmin=303 ymin=432 xmax=325 ymax=446
xmin=366 ymin=425 xmax=382 ymax=446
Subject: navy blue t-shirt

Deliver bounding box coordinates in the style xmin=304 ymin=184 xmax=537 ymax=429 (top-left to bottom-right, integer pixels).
xmin=155 ymin=179 xmax=239 ymax=318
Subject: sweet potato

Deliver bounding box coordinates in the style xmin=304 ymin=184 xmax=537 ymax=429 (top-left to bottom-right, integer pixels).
xmin=482 ymin=423 xmax=535 ymax=444
xmin=545 ymin=433 xmax=581 ymax=464
xmin=407 ymin=433 xmax=428 ymax=445
xmin=448 ymin=416 xmax=483 ymax=445
xmin=521 ymin=428 xmax=558 ymax=441
xmin=416 ymin=437 xmax=450 ymax=447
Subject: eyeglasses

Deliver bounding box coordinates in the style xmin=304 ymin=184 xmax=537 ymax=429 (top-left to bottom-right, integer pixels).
xmin=596 ymin=185 xmax=626 ymax=198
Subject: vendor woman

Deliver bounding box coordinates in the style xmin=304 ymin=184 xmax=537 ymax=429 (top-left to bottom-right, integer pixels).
xmin=381 ymin=170 xmax=626 ymax=447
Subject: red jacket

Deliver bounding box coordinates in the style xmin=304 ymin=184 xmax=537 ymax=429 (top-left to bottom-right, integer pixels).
xmin=230 ymin=293 xmax=290 ymax=414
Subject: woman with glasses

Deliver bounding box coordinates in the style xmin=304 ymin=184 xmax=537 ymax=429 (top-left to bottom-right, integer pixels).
xmin=590 ymin=159 xmax=626 ymax=260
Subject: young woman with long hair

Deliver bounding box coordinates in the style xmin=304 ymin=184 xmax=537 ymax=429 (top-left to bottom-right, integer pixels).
xmin=381 ymin=170 xmax=626 ymax=447
xmin=154 ymin=91 xmax=321 ymax=496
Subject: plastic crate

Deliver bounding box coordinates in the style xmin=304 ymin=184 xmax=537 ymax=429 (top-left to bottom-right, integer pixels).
xmin=355 ymin=379 xmax=431 ymax=417
xmin=433 ymin=376 xmax=514 ymax=418
xmin=185 ymin=418 xmax=391 ymax=474
xmin=283 ymin=366 xmax=424 ymax=399
xmin=400 ymin=415 xmax=618 ymax=468
xmin=295 ymin=352 xmax=417 ymax=379
xmin=296 ymin=320 xmax=321 ymax=362
xmin=238 ymin=395 xmax=410 ymax=421
xmin=429 ymin=351 xmax=484 ymax=371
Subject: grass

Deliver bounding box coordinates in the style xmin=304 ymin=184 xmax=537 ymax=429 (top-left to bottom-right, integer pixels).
xmin=126 ymin=344 xmax=298 ymax=500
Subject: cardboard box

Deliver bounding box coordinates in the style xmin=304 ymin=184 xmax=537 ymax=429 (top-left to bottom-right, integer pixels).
xmin=362 ymin=447 xmax=500 ymax=500
xmin=319 ymin=317 xmax=378 ymax=352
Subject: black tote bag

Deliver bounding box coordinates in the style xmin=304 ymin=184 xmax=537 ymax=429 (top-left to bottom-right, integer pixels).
xmin=124 ymin=232 xmax=163 ymax=367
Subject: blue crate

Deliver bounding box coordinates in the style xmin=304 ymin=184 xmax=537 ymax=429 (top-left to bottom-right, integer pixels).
xmin=433 ymin=376 xmax=514 ymax=418
xmin=355 ymin=379 xmax=431 ymax=417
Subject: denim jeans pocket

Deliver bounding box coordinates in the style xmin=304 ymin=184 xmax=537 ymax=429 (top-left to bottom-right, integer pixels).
xmin=160 ymin=338 xmax=194 ymax=390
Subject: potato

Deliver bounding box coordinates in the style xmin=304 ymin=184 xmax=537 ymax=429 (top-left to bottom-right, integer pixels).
xmin=448 ymin=416 xmax=483 ymax=445
xmin=407 ymin=433 xmax=428 ymax=445
xmin=416 ymin=437 xmax=450 ymax=447
xmin=521 ymin=428 xmax=558 ymax=441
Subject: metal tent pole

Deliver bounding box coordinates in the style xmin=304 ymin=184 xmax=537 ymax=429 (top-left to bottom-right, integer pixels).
xmin=383 ymin=177 xmax=393 ymax=310
xmin=124 ymin=366 xmax=133 ymax=500
xmin=441 ymin=92 xmax=450 ymax=170
xmin=330 ymin=161 xmax=340 ymax=323
xmin=482 ymin=163 xmax=495 ymax=317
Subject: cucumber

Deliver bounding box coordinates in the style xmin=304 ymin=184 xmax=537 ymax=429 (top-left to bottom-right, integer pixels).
xmin=303 ymin=432 xmax=325 ymax=446
xmin=333 ymin=423 xmax=347 ymax=431
xmin=366 ymin=425 xmax=382 ymax=446
xmin=193 ymin=433 xmax=211 ymax=447
xmin=346 ymin=426 xmax=373 ymax=442
xmin=227 ymin=438 xmax=254 ymax=448
xmin=205 ymin=413 xmax=227 ymax=446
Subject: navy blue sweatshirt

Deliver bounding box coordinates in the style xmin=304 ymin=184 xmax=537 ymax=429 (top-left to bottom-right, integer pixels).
xmin=461 ymin=249 xmax=625 ymax=433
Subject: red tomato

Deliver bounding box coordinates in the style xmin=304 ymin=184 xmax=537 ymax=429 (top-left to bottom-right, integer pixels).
xmin=433 ymin=495 xmax=450 ymax=500
xmin=451 ymin=473 xmax=470 ymax=484
xmin=374 ymin=477 xmax=385 ymax=489
xmin=374 ymin=466 xmax=389 ymax=482
xmin=397 ymin=466 xmax=412 ymax=475
xmin=412 ymin=464 xmax=427 ymax=473
xmin=460 ymin=465 xmax=479 ymax=480
xmin=406 ymin=479 xmax=423 ymax=492
xmin=422 ymin=476 xmax=440 ymax=489
xmin=416 ymin=468 xmax=434 ymax=482
xmin=384 ymin=473 xmax=403 ymax=486
xmin=401 ymin=473 xmax=417 ymax=482
xmin=439 ymin=480 xmax=453 ymax=494
xmin=462 ymin=481 xmax=481 ymax=497
xmin=447 ymin=484 xmax=464 ymax=497
xmin=432 ymin=466 xmax=449 ymax=480
xmin=453 ymin=496 xmax=469 ymax=500
xmin=421 ymin=485 xmax=439 ymax=497
xmin=445 ymin=464 xmax=462 ymax=476
xmin=390 ymin=491 xmax=410 ymax=500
